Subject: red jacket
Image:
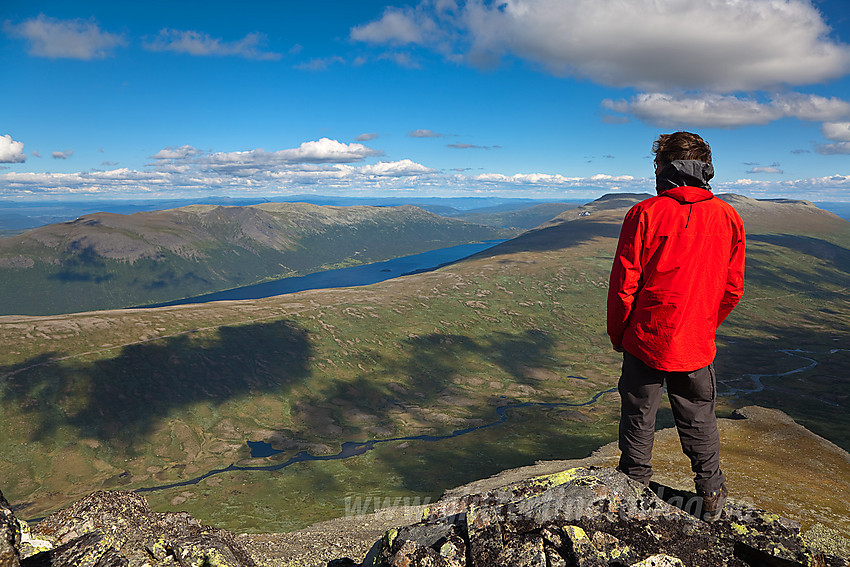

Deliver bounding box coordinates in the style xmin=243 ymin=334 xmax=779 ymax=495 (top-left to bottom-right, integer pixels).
xmin=607 ymin=187 xmax=745 ymax=371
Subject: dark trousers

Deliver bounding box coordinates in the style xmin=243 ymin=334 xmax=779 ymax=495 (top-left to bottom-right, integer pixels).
xmin=617 ymin=351 xmax=725 ymax=494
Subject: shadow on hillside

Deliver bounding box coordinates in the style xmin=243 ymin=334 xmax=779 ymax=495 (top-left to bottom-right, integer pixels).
xmin=48 ymin=244 xmax=115 ymax=284
xmin=744 ymin=234 xmax=850 ymax=297
xmin=748 ymin=233 xmax=850 ymax=272
xmin=0 ymin=320 xmax=312 ymax=444
xmin=463 ymin=219 xmax=623 ymax=260
xmin=309 ymin=327 xmax=619 ymax=492
xmin=716 ymin=305 xmax=850 ymax=451
xmin=392 ymin=328 xmax=557 ymax=390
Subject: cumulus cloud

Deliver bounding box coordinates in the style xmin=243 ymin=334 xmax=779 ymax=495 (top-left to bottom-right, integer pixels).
xmin=52 ymin=150 xmax=73 ymax=159
xmin=715 ymin=174 xmax=850 ymax=199
xmin=816 ymin=142 xmax=850 ymax=155
xmin=352 ymin=0 xmax=850 ymax=92
xmin=747 ymin=166 xmax=784 ymax=174
xmin=143 ymin=29 xmax=281 ymax=60
xmin=4 ymin=15 xmax=126 ymax=59
xmin=151 ymin=145 xmax=204 ymax=160
xmin=211 ymin=138 xmax=383 ymax=165
xmin=351 ymin=7 xmax=431 ymax=45
xmin=602 ymin=93 xmax=850 ymax=128
xmin=146 ymin=138 xmax=384 ymax=176
xmin=822 ymin=122 xmax=850 ymax=142
xmin=0 ymin=168 xmax=172 ymax=196
xmin=360 ymin=159 xmax=436 ymax=176
xmin=472 ymin=172 xmax=636 ymax=186
xmin=408 ymin=129 xmax=444 ymax=138
xmin=4 ymin=160 xmax=850 ymax=200
xmin=0 ymin=135 xmax=26 ymax=163
xmin=377 ymin=51 xmax=421 ymax=68
xmin=355 ymin=133 xmax=379 ymax=142
xmin=294 ymin=55 xmax=346 ymax=70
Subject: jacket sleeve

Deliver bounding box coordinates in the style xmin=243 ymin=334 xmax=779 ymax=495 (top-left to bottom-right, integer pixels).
xmin=717 ymin=214 xmax=745 ymax=326
xmin=607 ymin=207 xmax=644 ymax=349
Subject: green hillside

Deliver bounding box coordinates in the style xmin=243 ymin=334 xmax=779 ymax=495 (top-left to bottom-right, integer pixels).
xmin=0 ymin=194 xmax=847 ymax=535
xmin=0 ymin=203 xmax=515 ymax=315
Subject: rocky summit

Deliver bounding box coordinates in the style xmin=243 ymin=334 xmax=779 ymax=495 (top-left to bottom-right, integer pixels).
xmin=2 ymin=466 xmax=848 ymax=567
xmin=367 ymin=466 xmax=845 ymax=567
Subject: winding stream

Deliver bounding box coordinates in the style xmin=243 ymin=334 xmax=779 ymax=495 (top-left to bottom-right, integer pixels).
xmin=135 ymin=385 xmax=616 ymax=493
xmin=719 ymin=347 xmax=848 ymax=400
xmin=134 ymin=347 xmax=847 ymax=494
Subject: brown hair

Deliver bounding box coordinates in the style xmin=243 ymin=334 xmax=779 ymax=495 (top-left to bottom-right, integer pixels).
xmin=652 ymin=131 xmax=712 ymax=166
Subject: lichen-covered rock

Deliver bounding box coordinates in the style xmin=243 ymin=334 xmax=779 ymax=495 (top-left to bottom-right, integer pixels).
xmin=630 ymin=554 xmax=684 ymax=567
xmin=0 ymin=490 xmax=21 ymax=567
xmin=13 ymin=490 xmax=256 ymax=567
xmin=368 ymin=466 xmax=828 ymax=567
xmin=377 ymin=520 xmax=466 ymax=566
xmin=21 ymin=530 xmax=127 ymax=567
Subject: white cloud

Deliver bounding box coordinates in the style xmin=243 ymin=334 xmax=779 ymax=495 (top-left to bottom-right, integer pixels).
xmin=353 ymin=0 xmax=850 ymax=92
xmin=143 ymin=29 xmax=281 ymax=60
xmin=294 ymin=55 xmax=346 ymax=71
xmin=151 ymin=145 xmax=204 ymax=160
xmin=715 ymin=175 xmax=850 ymax=199
xmin=351 ymin=8 xmax=429 ymax=45
xmin=271 ymin=138 xmax=382 ymax=163
xmin=822 ymin=122 xmax=850 ymax=142
xmin=816 ymin=142 xmax=850 ymax=155
xmin=4 ymin=161 xmax=850 ymax=200
xmin=360 ymin=159 xmax=436 ymax=176
xmin=377 ymin=51 xmax=422 ymax=68
xmin=448 ymin=142 xmax=498 ymax=149
xmin=52 ymin=150 xmax=74 ymax=160
xmin=354 ymin=133 xmax=379 ymax=142
xmin=408 ymin=129 xmax=444 ymax=138
xmin=0 ymin=169 xmax=173 ymax=196
xmin=0 ymin=135 xmax=26 ymax=163
xmin=32 ymin=150 xmax=42 ymax=158
xmin=747 ymin=166 xmax=784 ymax=174
xmin=4 ymin=15 xmax=125 ymax=60
xmin=145 ymin=138 xmax=385 ymax=177
xmin=602 ymin=93 xmax=850 ymax=128
xmin=471 ymin=171 xmax=637 ymax=187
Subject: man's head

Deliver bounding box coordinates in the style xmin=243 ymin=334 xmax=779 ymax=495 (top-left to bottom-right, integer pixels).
xmin=652 ymin=131 xmax=712 ymax=171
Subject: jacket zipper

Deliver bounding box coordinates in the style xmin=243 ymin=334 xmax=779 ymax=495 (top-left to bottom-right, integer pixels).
xmin=685 ymin=204 xmax=693 ymax=228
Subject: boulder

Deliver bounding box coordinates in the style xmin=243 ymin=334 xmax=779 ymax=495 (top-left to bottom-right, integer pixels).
xmin=0 ymin=490 xmax=256 ymax=567
xmin=0 ymin=491 xmax=20 ymax=567
xmin=371 ymin=466 xmax=829 ymax=567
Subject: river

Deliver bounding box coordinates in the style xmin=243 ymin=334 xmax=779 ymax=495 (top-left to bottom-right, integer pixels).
xmin=135 ymin=386 xmax=616 ymax=494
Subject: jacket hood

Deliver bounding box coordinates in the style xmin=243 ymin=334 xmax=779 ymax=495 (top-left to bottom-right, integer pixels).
xmin=656 ymin=160 xmax=714 ymax=194
xmin=661 ymin=185 xmax=715 ymax=204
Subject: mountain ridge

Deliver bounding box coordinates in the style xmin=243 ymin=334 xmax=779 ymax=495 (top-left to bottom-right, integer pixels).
xmin=0 ymin=202 xmax=514 ymax=315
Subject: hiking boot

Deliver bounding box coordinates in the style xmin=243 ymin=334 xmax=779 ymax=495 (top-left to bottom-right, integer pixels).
xmin=701 ymin=484 xmax=728 ymax=522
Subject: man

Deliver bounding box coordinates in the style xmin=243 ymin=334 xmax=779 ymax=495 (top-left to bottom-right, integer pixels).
xmin=607 ymin=131 xmax=745 ymax=522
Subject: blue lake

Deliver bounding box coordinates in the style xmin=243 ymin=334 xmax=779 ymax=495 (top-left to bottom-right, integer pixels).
xmin=144 ymin=240 xmax=506 ymax=308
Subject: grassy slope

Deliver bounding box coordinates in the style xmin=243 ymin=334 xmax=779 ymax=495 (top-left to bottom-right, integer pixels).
xmin=0 ymin=195 xmax=847 ymax=534
xmin=0 ymin=203 xmax=514 ymax=316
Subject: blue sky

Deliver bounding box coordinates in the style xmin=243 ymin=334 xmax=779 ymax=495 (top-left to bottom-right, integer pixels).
xmin=2 ymin=0 xmax=849 ymax=202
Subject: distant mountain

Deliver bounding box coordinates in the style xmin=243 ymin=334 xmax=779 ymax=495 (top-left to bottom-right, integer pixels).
xmin=0 ymin=196 xmax=578 ymax=232
xmin=454 ymin=202 xmax=578 ymax=229
xmin=0 ymin=202 xmax=514 ymax=315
